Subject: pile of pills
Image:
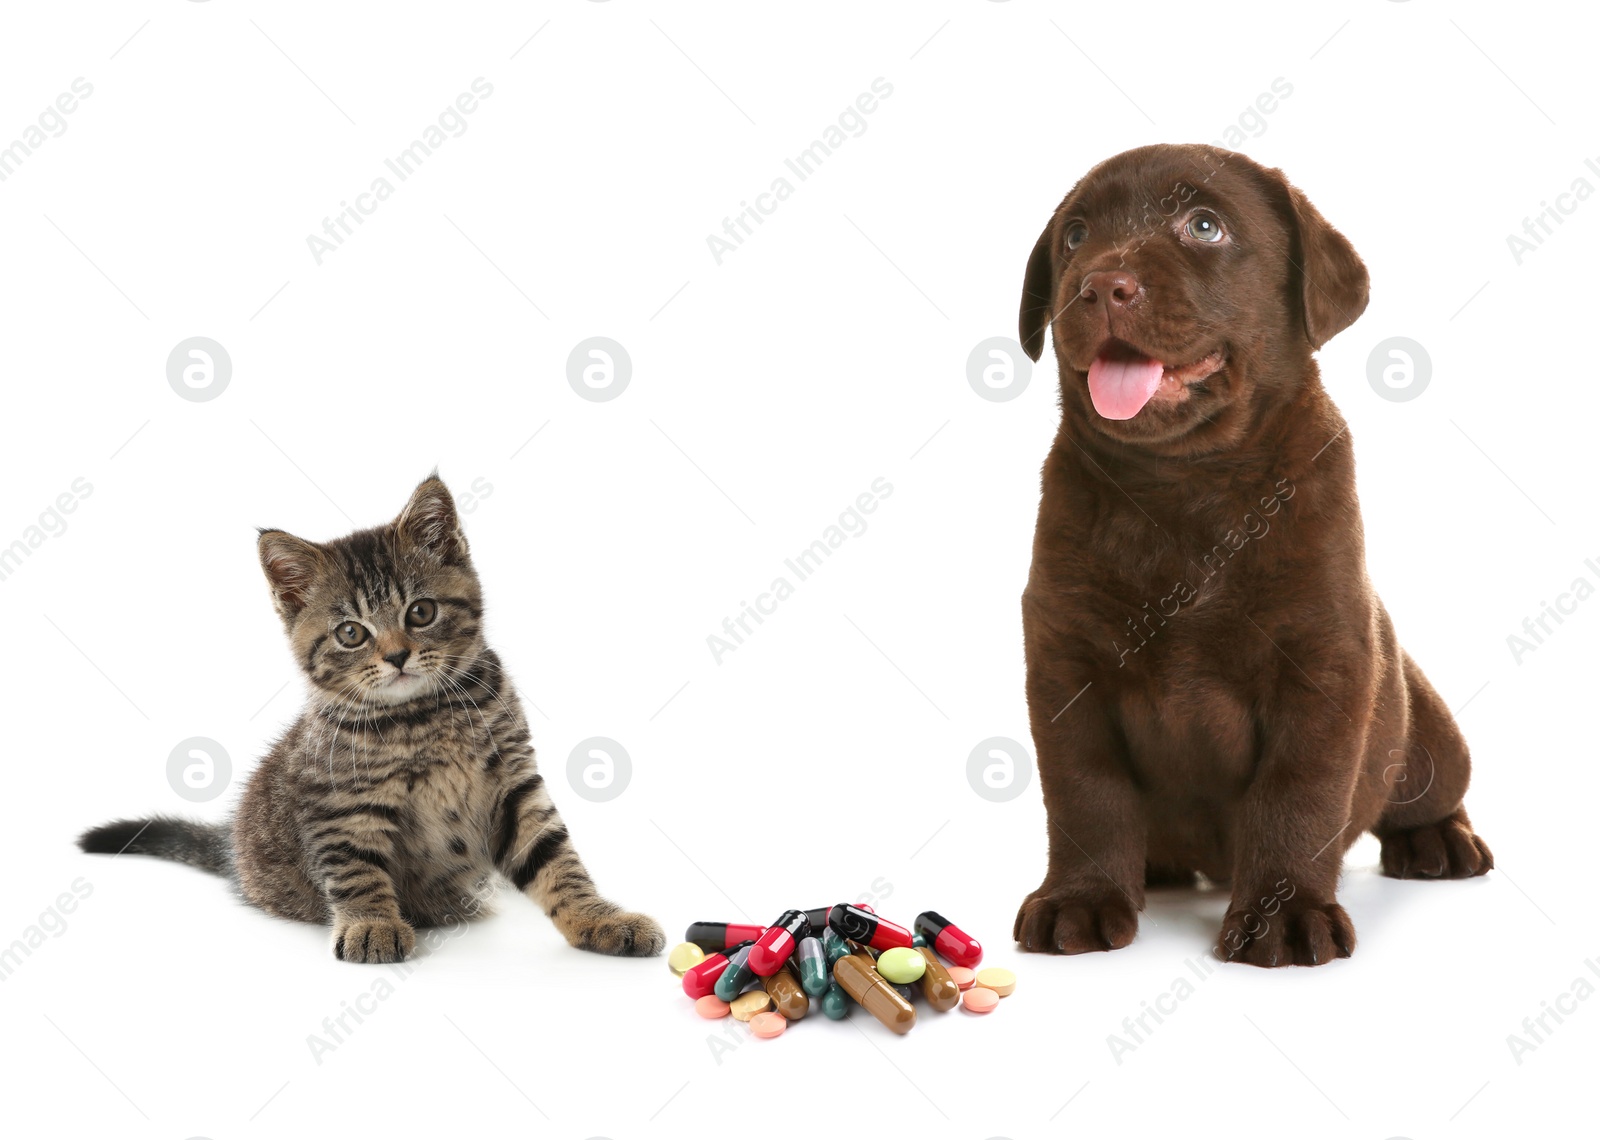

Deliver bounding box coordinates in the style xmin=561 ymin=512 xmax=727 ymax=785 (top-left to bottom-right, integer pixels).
xmin=671 ymin=904 xmax=1015 ymax=1037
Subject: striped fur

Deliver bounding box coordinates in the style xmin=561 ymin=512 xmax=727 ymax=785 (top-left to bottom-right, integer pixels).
xmin=79 ymin=475 xmax=663 ymax=962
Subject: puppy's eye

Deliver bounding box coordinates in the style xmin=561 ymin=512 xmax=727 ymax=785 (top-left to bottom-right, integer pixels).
xmin=1065 ymin=223 xmax=1089 ymax=251
xmin=406 ymin=599 xmax=437 ymax=628
xmin=1185 ymin=212 xmax=1225 ymax=243
xmin=334 ymin=621 xmax=369 ymax=648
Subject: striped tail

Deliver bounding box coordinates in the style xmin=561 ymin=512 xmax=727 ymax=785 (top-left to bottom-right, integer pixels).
xmin=77 ymin=816 xmax=232 ymax=875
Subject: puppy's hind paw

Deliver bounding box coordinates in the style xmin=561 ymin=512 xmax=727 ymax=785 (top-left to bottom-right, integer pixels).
xmin=1014 ymin=888 xmax=1139 ymax=955
xmin=1379 ymin=813 xmax=1493 ymax=880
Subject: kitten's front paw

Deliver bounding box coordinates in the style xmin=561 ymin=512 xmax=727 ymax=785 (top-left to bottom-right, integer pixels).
xmin=334 ymin=915 xmax=415 ymax=964
xmin=572 ymin=911 xmax=666 ymax=957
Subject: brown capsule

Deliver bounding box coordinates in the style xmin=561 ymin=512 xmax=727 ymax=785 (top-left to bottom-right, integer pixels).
xmin=917 ymin=946 xmax=960 ymax=1012
xmin=762 ymin=963 xmax=810 ymax=1020
xmin=834 ymin=951 xmax=915 ymax=1035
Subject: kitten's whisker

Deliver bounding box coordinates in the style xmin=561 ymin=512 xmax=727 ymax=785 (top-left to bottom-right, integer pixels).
xmin=320 ymin=677 xmax=366 ymax=788
xmin=432 ymin=664 xmax=494 ymax=750
xmin=429 ymin=654 xmax=491 ymax=721
xmin=434 ymin=652 xmax=521 ymax=731
xmin=443 ymin=663 xmax=503 ymax=744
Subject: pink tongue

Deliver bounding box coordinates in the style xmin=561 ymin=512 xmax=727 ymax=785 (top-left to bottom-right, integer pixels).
xmin=1087 ymin=353 xmax=1165 ymax=420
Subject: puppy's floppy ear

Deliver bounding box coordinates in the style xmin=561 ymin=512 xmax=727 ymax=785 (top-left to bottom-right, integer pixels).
xmin=1018 ymin=214 xmax=1059 ymax=362
xmin=396 ymin=471 xmax=467 ymax=562
xmin=1265 ymin=168 xmax=1369 ymax=349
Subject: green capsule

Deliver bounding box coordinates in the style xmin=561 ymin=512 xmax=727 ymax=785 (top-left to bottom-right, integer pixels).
xmin=713 ymin=943 xmax=756 ymax=1002
xmin=796 ymin=936 xmax=829 ymax=998
xmin=821 ymin=981 xmax=850 ymax=1020
xmin=912 ymin=932 xmax=928 ymax=949
xmin=822 ymin=928 xmax=851 ymax=966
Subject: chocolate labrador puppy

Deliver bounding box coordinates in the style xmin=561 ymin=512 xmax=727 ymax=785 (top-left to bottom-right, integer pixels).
xmin=1012 ymin=144 xmax=1491 ymax=967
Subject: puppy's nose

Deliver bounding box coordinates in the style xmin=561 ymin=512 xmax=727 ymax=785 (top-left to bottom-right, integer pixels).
xmin=1080 ymin=270 xmax=1142 ymax=309
xmin=384 ymin=649 xmax=411 ymax=671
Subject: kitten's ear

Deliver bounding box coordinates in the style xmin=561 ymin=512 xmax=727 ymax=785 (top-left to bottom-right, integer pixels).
xmin=396 ymin=473 xmax=467 ymax=562
xmin=258 ymin=530 xmax=324 ymax=619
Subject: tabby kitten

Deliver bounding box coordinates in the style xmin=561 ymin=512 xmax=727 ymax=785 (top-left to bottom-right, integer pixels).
xmin=80 ymin=475 xmax=664 ymax=963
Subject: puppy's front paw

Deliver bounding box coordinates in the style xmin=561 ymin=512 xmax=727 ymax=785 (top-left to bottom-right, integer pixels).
xmin=334 ymin=915 xmax=415 ymax=964
xmin=1014 ymin=888 xmax=1138 ymax=954
xmin=1216 ymin=897 xmax=1353 ymax=967
xmin=570 ymin=910 xmax=666 ymax=957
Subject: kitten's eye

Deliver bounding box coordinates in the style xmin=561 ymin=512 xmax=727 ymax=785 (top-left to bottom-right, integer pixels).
xmin=406 ymin=599 xmax=438 ymax=628
xmin=1065 ymin=223 xmax=1089 ymax=251
xmin=334 ymin=621 xmax=369 ymax=648
xmin=1185 ymin=211 xmax=1225 ymax=243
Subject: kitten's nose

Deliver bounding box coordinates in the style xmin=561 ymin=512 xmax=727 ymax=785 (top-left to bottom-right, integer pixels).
xmin=384 ymin=649 xmax=411 ymax=671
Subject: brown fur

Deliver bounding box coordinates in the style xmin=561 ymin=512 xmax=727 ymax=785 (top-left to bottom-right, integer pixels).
xmin=1011 ymin=144 xmax=1491 ymax=967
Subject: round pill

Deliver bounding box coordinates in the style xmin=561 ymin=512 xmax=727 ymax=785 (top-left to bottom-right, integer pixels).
xmin=975 ymin=968 xmax=1016 ymax=997
xmin=694 ymin=995 xmax=731 ymax=1019
xmin=948 ymin=967 xmax=976 ymax=991
xmin=750 ymin=1011 xmax=787 ymax=1039
xmin=876 ymin=946 xmax=927 ymax=985
xmin=730 ymin=990 xmax=773 ymax=1021
xmin=962 ymin=986 xmax=1000 ymax=1014
xmin=669 ymin=942 xmax=707 ymax=977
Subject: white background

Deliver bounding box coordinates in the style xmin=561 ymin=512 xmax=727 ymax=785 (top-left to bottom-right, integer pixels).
xmin=1 ymin=2 xmax=1595 ymax=1137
